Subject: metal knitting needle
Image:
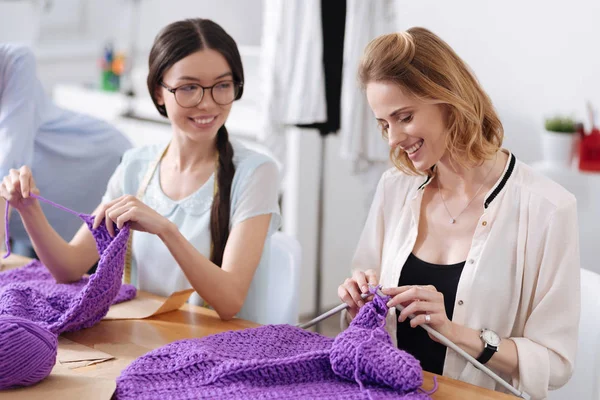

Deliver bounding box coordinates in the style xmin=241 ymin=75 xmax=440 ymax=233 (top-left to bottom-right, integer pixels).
xmin=296 ymin=292 xmax=370 ymax=329
xmin=373 ymin=288 xmax=531 ymax=400
xmin=296 ymin=288 xmax=530 ymax=399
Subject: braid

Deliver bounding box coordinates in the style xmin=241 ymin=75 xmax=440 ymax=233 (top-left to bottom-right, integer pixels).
xmin=210 ymin=126 xmax=235 ymax=266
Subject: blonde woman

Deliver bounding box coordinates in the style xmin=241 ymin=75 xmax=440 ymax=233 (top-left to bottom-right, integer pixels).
xmin=338 ymin=28 xmax=580 ymax=399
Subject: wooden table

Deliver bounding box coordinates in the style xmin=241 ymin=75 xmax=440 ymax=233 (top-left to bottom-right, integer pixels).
xmin=1 ymin=254 xmax=516 ymax=399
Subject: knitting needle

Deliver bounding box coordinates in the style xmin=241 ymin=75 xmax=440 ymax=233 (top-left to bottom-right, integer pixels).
xmin=374 ymin=288 xmax=531 ymax=400
xmin=296 ymin=292 xmax=370 ymax=329
xmin=296 ymin=288 xmax=530 ymax=399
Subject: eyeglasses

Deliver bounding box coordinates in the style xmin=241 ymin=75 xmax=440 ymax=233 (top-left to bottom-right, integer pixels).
xmin=160 ymin=80 xmax=243 ymax=107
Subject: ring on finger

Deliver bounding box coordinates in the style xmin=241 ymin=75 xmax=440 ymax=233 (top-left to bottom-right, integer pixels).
xmin=425 ymin=313 xmax=431 ymax=323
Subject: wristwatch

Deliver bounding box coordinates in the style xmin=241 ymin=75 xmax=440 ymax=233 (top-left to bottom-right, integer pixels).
xmin=477 ymin=329 xmax=500 ymax=365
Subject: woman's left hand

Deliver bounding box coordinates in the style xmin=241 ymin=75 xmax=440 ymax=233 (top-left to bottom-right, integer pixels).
xmin=92 ymin=195 xmax=170 ymax=237
xmin=382 ymin=285 xmax=457 ymax=343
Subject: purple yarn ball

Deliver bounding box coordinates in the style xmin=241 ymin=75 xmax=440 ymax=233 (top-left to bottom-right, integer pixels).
xmin=0 ymin=315 xmax=57 ymax=389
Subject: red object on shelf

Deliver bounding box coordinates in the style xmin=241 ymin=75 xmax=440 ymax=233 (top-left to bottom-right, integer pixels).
xmin=579 ymin=127 xmax=600 ymax=172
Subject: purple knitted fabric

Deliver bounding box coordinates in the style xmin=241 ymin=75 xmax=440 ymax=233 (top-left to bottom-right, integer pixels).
xmin=331 ymin=292 xmax=423 ymax=394
xmin=0 ymin=260 xmax=136 ymax=333
xmin=0 ymin=194 xmax=135 ymax=389
xmin=115 ymin=294 xmax=430 ymax=400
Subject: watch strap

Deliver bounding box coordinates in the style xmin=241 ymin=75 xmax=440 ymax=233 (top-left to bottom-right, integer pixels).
xmin=476 ymin=344 xmax=497 ymax=365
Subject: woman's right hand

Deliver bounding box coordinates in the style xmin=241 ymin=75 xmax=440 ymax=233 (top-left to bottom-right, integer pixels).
xmin=0 ymin=166 xmax=39 ymax=212
xmin=337 ymin=269 xmax=378 ymax=318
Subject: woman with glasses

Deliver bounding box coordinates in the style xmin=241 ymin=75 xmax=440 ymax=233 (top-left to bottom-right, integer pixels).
xmin=0 ymin=19 xmax=281 ymax=322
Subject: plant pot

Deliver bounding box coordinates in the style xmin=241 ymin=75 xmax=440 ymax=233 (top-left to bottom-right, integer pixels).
xmin=541 ymin=130 xmax=575 ymax=167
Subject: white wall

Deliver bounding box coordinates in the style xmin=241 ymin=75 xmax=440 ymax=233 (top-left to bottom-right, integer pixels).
xmin=8 ymin=0 xmax=263 ymax=91
xmin=394 ymin=0 xmax=600 ymax=162
xmin=33 ymin=0 xmax=263 ymax=49
xmin=88 ymin=0 xmax=263 ymax=50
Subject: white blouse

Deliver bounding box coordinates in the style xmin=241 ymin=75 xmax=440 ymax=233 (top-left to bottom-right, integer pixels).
xmin=102 ymin=140 xmax=281 ymax=322
xmin=348 ymin=150 xmax=580 ymax=400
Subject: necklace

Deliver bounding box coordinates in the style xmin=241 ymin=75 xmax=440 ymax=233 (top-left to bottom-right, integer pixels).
xmin=437 ymin=153 xmax=497 ymax=224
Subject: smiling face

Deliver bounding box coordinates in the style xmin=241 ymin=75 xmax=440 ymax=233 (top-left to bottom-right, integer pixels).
xmin=155 ymin=49 xmax=235 ymax=144
xmin=366 ymin=81 xmax=449 ymax=172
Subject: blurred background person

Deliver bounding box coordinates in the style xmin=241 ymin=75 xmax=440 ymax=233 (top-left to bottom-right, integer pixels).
xmin=0 ymin=43 xmax=132 ymax=258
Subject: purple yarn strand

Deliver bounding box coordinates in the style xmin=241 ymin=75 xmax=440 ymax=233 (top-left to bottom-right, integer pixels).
xmin=419 ymin=376 xmax=439 ymax=395
xmin=3 ymin=194 xmax=84 ymax=259
xmin=369 ymin=285 xmax=383 ymax=296
xmin=29 ymin=193 xmax=84 ymax=218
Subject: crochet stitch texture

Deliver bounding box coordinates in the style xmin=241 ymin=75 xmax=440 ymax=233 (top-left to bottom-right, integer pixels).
xmin=0 ymin=195 xmax=135 ymax=389
xmin=116 ymin=293 xmax=430 ymax=399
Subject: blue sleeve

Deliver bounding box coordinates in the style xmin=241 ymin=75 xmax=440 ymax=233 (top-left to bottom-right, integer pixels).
xmin=230 ymin=156 xmax=281 ymax=236
xmin=0 ymin=45 xmax=41 ymax=178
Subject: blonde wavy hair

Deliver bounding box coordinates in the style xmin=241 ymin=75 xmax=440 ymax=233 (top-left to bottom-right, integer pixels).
xmin=359 ymin=27 xmax=503 ymax=176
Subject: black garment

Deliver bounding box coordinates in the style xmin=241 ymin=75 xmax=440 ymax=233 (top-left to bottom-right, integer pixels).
xmin=296 ymin=0 xmax=346 ymax=136
xmin=396 ymin=253 xmax=465 ymax=375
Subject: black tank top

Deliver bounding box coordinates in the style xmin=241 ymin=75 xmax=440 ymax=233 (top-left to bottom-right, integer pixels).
xmin=396 ymin=253 xmax=465 ymax=375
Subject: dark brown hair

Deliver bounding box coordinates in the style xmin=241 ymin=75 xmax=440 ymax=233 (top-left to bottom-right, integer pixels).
xmin=147 ymin=19 xmax=244 ymax=266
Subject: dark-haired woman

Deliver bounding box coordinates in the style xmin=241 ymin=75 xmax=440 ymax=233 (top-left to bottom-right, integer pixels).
xmin=0 ymin=19 xmax=281 ymax=322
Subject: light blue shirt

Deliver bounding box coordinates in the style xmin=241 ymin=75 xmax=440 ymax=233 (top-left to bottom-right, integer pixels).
xmin=0 ymin=44 xmax=132 ymax=244
xmin=102 ymin=140 xmax=282 ymax=323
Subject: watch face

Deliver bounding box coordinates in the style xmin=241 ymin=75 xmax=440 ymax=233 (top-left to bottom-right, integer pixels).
xmin=482 ymin=330 xmax=501 ymax=347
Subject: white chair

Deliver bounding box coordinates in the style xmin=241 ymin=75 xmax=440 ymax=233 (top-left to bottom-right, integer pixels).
xmin=548 ymin=268 xmax=600 ymax=400
xmin=241 ymin=231 xmax=302 ymax=326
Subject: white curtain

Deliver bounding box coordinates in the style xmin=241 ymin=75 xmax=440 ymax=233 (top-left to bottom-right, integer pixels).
xmin=258 ymin=0 xmax=327 ymax=171
xmin=339 ymin=0 xmax=396 ymax=176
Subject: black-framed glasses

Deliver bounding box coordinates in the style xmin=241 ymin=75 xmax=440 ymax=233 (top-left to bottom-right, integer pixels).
xmin=160 ymin=80 xmax=243 ymax=107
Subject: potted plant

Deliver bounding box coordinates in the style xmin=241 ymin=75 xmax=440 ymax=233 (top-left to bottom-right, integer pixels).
xmin=542 ymin=116 xmax=577 ymax=167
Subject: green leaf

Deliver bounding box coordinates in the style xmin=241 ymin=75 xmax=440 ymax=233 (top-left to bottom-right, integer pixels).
xmin=544 ymin=116 xmax=576 ymax=133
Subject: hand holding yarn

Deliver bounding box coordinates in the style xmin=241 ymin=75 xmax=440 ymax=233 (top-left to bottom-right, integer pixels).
xmin=93 ymin=195 xmax=170 ymax=237
xmin=0 ymin=166 xmax=40 ymax=212
xmin=0 ymin=194 xmax=135 ymax=389
xmin=337 ymin=269 xmax=378 ymax=318
xmin=383 ymin=285 xmax=457 ymax=343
